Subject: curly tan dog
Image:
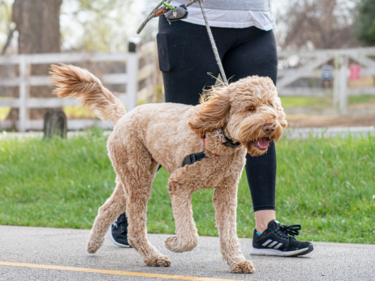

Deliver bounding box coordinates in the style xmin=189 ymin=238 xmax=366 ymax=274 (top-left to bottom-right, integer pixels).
xmin=50 ymin=64 xmax=287 ymax=274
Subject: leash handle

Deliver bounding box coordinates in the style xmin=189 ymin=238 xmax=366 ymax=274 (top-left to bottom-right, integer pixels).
xmin=198 ymin=0 xmax=228 ymax=84
xmin=137 ymin=0 xmax=173 ymax=34
xmin=137 ymin=0 xmax=196 ymax=34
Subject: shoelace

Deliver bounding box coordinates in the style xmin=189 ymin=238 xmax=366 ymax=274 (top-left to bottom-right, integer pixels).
xmin=112 ymin=219 xmax=128 ymax=234
xmin=275 ymin=224 xmax=301 ymax=239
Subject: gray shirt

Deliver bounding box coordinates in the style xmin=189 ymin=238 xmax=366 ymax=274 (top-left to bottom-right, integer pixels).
xmin=171 ymin=0 xmax=275 ymax=30
xmin=173 ymin=0 xmax=269 ymax=11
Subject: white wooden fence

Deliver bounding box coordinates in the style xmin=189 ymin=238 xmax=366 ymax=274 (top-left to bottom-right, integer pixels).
xmin=1 ymin=45 xmax=375 ymax=131
xmin=0 ymin=42 xmax=157 ymax=131
xmin=278 ymin=47 xmax=375 ymax=115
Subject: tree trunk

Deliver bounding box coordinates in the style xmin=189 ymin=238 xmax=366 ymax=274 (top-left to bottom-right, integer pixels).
xmin=6 ymin=0 xmax=62 ymax=123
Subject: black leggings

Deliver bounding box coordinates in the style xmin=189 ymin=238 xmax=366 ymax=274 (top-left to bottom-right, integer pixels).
xmin=157 ymin=16 xmax=277 ymax=211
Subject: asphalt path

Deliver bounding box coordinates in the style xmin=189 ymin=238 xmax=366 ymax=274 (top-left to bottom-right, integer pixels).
xmin=0 ymin=226 xmax=374 ymax=281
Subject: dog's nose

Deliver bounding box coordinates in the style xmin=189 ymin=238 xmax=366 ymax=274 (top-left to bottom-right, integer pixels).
xmin=262 ymin=124 xmax=275 ymax=135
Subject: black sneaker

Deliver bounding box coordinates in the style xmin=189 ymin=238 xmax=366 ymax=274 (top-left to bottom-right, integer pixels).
xmin=250 ymin=220 xmax=313 ymax=256
xmin=110 ymin=213 xmax=132 ymax=248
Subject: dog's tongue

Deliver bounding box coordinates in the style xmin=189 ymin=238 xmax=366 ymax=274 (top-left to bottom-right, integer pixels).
xmin=258 ymin=138 xmax=270 ymax=149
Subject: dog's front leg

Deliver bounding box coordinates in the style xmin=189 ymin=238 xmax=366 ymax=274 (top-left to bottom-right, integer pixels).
xmin=213 ymin=181 xmax=255 ymax=274
xmin=164 ymin=175 xmax=199 ymax=253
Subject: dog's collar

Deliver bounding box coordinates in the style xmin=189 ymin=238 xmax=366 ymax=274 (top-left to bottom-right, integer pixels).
xmin=214 ymin=128 xmax=241 ymax=149
xmin=182 ymin=129 xmax=240 ymax=167
xmin=182 ymin=134 xmax=219 ymax=167
xmin=182 ymin=151 xmax=208 ymax=167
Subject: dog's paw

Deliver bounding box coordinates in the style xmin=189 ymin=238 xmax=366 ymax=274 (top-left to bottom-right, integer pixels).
xmin=145 ymin=255 xmax=172 ymax=267
xmin=231 ymin=260 xmax=255 ymax=274
xmin=165 ymin=235 xmax=198 ymax=253
xmin=87 ymin=239 xmax=103 ymax=254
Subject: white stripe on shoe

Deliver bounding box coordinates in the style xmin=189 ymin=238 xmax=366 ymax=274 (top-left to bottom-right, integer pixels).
xmin=274 ymin=242 xmax=283 ymax=249
xmin=268 ymin=241 xmax=278 ymax=248
xmin=262 ymin=239 xmax=273 ymax=246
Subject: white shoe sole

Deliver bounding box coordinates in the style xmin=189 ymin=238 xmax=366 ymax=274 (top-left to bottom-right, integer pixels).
xmin=109 ymin=226 xmax=132 ymax=248
xmin=250 ymin=246 xmax=311 ymax=257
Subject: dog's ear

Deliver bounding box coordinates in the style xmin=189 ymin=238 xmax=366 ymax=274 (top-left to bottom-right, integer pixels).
xmin=274 ymin=96 xmax=288 ymax=129
xmin=188 ymin=87 xmax=231 ymax=137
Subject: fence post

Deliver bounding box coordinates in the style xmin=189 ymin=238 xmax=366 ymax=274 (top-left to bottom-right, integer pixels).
xmin=18 ymin=55 xmax=29 ymax=132
xmin=333 ymin=53 xmax=340 ymax=111
xmin=126 ymin=52 xmax=138 ymax=112
xmin=339 ymin=53 xmax=348 ymax=115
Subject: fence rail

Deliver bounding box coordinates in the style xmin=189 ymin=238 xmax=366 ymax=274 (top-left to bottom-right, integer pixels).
xmin=277 ymin=47 xmax=375 ymax=115
xmin=1 ymin=45 xmax=375 ymax=131
xmin=0 ymin=42 xmax=157 ymax=131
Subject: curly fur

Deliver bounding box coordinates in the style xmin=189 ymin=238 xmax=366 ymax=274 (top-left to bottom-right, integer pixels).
xmin=50 ymin=64 xmax=126 ymax=124
xmin=50 ymin=64 xmax=287 ymax=274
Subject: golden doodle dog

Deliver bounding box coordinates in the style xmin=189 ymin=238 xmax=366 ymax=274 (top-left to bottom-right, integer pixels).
xmin=50 ymin=64 xmax=287 ymax=274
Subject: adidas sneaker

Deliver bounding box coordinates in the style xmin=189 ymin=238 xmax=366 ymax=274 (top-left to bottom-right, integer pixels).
xmin=250 ymin=220 xmax=313 ymax=256
xmin=110 ymin=213 xmax=132 ymax=248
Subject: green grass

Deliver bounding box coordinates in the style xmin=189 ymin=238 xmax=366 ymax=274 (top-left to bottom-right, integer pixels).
xmin=0 ymin=107 xmax=11 ymax=121
xmin=0 ymin=130 xmax=374 ymax=243
xmin=280 ymin=94 xmax=375 ymax=108
xmin=348 ymin=94 xmax=375 ymax=105
xmin=280 ymin=96 xmax=331 ymax=108
xmin=63 ymin=106 xmax=97 ymax=119
xmin=0 ymin=106 xmax=96 ymax=121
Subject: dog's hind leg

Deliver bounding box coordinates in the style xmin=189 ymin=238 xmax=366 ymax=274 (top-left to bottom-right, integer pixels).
xmin=108 ymin=135 xmax=171 ymax=267
xmin=213 ymin=178 xmax=255 ymax=274
xmin=87 ymin=179 xmax=126 ymax=254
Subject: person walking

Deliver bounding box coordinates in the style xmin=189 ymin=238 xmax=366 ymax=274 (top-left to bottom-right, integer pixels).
xmin=111 ymin=0 xmax=314 ymax=256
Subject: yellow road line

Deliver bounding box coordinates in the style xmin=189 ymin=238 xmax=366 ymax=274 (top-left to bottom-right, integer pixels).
xmin=0 ymin=261 xmax=243 ymax=281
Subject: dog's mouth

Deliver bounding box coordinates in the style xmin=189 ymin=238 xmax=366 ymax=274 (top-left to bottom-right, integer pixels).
xmin=252 ymin=137 xmax=271 ymax=151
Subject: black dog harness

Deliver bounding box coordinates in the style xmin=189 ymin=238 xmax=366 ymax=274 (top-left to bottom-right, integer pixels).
xmin=182 ymin=129 xmax=240 ymax=167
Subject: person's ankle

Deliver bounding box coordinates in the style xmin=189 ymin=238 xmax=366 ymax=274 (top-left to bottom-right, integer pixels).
xmin=255 ymin=223 xmax=268 ymax=234
xmin=254 ymin=210 xmax=276 ymax=234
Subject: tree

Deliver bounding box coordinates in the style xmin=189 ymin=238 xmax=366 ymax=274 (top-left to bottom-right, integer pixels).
xmin=354 ymin=0 xmax=375 ymax=46
xmin=12 ymin=0 xmax=62 ymax=54
xmin=277 ymin=0 xmax=358 ymax=49
xmin=2 ymin=0 xmax=152 ymax=126
xmin=6 ymin=0 xmax=62 ymax=122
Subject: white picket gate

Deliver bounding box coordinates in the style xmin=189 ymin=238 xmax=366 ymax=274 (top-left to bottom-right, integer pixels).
xmin=0 ymin=42 xmax=157 ymax=131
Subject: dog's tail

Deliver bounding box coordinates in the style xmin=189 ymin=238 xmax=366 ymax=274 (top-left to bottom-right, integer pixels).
xmin=50 ymin=64 xmax=126 ymax=125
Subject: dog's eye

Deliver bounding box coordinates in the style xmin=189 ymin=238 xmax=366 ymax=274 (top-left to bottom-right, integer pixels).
xmin=246 ymin=106 xmax=256 ymax=112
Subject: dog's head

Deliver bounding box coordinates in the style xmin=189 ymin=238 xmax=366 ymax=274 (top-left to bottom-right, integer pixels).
xmin=188 ymin=76 xmax=287 ymax=156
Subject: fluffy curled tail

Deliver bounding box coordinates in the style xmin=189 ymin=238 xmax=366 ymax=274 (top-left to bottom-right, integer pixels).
xmin=50 ymin=64 xmax=126 ymax=125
